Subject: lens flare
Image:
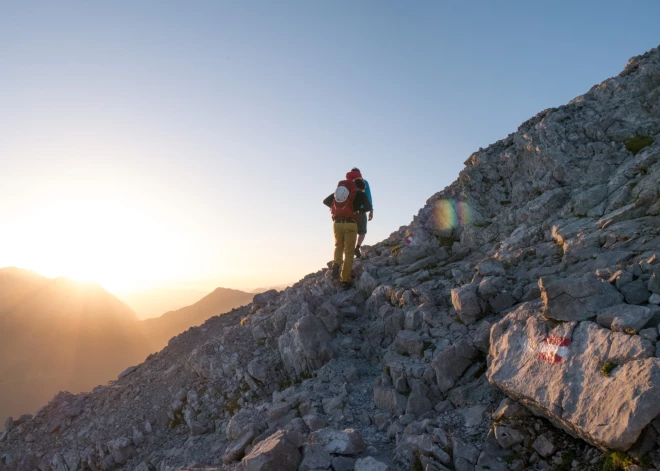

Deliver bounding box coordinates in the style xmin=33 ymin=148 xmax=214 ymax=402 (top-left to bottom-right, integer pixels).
xmin=433 ymin=199 xmax=473 ymax=231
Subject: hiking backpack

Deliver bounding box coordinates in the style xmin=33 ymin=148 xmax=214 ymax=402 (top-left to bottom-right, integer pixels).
xmin=331 ymin=180 xmax=358 ymax=222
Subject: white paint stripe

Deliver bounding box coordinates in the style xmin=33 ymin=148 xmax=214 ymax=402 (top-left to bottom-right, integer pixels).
xmin=537 ymin=343 xmax=569 ymax=358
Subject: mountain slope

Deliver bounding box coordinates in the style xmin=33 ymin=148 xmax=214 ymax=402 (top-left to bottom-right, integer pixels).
xmin=0 ymin=269 xmax=150 ymax=424
xmin=138 ymin=287 xmax=255 ymax=350
xmin=0 ymin=269 xmax=254 ymax=422
xmin=2 ymin=46 xmax=660 ymax=471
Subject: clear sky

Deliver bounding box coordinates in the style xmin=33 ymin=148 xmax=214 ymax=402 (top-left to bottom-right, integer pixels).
xmin=1 ymin=0 xmax=659 ymax=294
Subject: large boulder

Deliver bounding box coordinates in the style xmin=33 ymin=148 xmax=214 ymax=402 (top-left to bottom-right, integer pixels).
xmin=596 ymin=304 xmax=654 ymax=334
xmin=278 ymin=314 xmax=333 ymax=377
xmin=488 ymin=302 xmax=660 ymax=451
xmin=309 ymin=427 xmax=365 ymax=456
xmin=540 ymin=273 xmax=624 ymax=321
xmin=431 ymin=339 xmax=478 ymax=393
xmin=108 ymin=437 xmax=134 ymax=465
xmin=356 ymin=271 xmax=379 ymax=295
xmin=394 ymin=330 xmax=423 ymax=356
xmin=241 ymin=430 xmax=302 ymax=471
xmin=451 ymin=287 xmax=484 ymax=325
xmin=365 ymin=285 xmax=394 ymax=318
xmin=253 ymin=289 xmax=279 ymax=307
xmin=299 ymin=444 xmax=332 ymax=471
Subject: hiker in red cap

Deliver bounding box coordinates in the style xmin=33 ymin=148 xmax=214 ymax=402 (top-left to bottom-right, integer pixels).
xmin=345 ymin=168 xmax=373 ymax=258
xmin=323 ymin=178 xmax=372 ymax=289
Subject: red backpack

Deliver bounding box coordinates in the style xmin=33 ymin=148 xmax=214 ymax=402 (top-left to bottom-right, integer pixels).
xmin=331 ymin=180 xmax=358 ymax=222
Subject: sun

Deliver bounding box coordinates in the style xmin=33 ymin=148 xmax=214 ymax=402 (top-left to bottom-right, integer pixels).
xmin=9 ymin=193 xmax=187 ymax=292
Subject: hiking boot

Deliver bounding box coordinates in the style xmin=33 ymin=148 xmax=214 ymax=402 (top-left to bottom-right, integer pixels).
xmin=354 ymin=245 xmax=361 ymax=258
xmin=341 ymin=281 xmax=352 ymax=290
xmin=331 ymin=263 xmax=340 ymax=280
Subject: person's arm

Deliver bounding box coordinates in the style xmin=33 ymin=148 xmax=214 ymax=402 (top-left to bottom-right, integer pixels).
xmin=354 ymin=192 xmax=372 ymax=213
xmin=323 ymin=194 xmax=335 ymax=207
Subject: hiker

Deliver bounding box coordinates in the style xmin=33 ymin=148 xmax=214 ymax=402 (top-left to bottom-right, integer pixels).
xmin=323 ymin=178 xmax=373 ymax=289
xmin=345 ymin=167 xmax=373 ymax=258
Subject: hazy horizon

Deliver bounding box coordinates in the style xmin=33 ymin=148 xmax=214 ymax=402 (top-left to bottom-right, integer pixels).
xmin=0 ymin=265 xmax=290 ymax=319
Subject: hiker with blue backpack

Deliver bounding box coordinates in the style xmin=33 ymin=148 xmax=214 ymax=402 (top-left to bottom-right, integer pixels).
xmin=323 ymin=177 xmax=373 ymax=289
xmin=345 ymin=168 xmax=373 ymax=258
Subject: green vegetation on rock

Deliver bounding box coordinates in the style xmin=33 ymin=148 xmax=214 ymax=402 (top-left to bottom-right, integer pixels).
xmin=625 ymin=135 xmax=654 ymax=155
xmin=601 ymin=362 xmax=617 ymax=377
xmin=600 ymin=451 xmax=635 ymax=471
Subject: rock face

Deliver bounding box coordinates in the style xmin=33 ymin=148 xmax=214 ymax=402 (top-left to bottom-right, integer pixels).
xmin=431 ymin=339 xmax=478 ymax=393
xmin=488 ymin=302 xmax=660 ymax=450
xmin=540 ymin=274 xmax=624 ymax=321
xmin=241 ymin=430 xmax=302 ymax=471
xmin=452 ymin=287 xmax=484 ymax=325
xmin=596 ymin=304 xmax=654 ymax=333
xmin=4 ymin=46 xmax=660 ymax=471
xmin=278 ymin=314 xmax=333 ymax=377
xmin=310 ymin=428 xmax=365 ymax=456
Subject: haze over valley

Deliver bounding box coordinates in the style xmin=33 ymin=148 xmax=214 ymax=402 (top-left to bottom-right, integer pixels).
xmin=0 ymin=267 xmax=255 ymax=421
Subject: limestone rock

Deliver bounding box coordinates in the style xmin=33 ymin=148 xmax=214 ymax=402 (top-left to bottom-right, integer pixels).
xmin=108 ymin=437 xmax=134 ymax=465
xmin=452 ymin=436 xmax=479 ymax=470
xmin=431 ymin=339 xmax=478 ymax=393
xmin=299 ymin=444 xmax=331 ymax=471
xmin=452 ymin=287 xmax=484 ymax=325
xmin=494 ymin=425 xmax=524 ymax=448
xmin=241 ymin=429 xmax=302 ymax=471
xmin=473 ymin=320 xmax=492 ymax=353
xmin=532 ymin=434 xmax=556 ymax=458
xmin=227 ymin=410 xmax=258 ymax=441
xmin=118 ymin=366 xmax=137 ymax=379
xmin=620 ymin=279 xmax=651 ymax=305
xmin=253 ymin=289 xmax=279 ymax=306
xmin=316 ymin=301 xmax=343 ymax=334
xmin=223 ymin=428 xmax=256 ymax=464
xmin=488 ymin=303 xmax=660 ymax=450
xmin=332 ymin=456 xmax=357 ymax=471
xmin=355 ymin=456 xmax=391 ymax=471
xmin=303 ymin=413 xmax=327 ymax=432
xmin=540 ymin=273 xmax=624 ymax=321
xmin=649 ymin=266 xmax=660 ymax=294
xmin=357 ymin=271 xmax=379 ymax=295
xmin=374 ymin=385 xmax=407 ymax=415
xmin=596 ymin=304 xmax=654 ymax=333
xmin=394 ymin=330 xmax=423 ymax=356
xmin=309 ymin=427 xmax=365 ymax=456
xmin=476 ymin=261 xmax=506 ymax=276
xmin=405 ymin=380 xmax=432 ymax=416
xmin=278 ymin=314 xmax=333 ymax=377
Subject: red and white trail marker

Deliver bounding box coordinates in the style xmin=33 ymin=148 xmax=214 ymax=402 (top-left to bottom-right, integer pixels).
xmin=536 ymin=336 xmax=571 ymax=365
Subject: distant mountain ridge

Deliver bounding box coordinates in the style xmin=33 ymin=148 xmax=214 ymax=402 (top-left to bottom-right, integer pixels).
xmin=0 ymin=267 xmax=255 ymax=421
xmin=139 ymin=287 xmax=255 ymax=350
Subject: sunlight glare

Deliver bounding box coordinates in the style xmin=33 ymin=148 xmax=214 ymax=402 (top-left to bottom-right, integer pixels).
xmin=10 ymin=192 xmax=188 ymax=292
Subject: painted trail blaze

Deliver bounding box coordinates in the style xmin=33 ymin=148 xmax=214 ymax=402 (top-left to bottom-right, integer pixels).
xmin=537 ymin=336 xmax=570 ymax=365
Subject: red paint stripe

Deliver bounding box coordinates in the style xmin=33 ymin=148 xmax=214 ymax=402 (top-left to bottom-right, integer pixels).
xmin=543 ymin=336 xmax=570 ymax=347
xmin=537 ymin=352 xmax=563 ymax=364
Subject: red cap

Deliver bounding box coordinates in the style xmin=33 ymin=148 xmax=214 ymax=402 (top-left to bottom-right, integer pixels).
xmin=346 ymin=170 xmax=362 ymax=180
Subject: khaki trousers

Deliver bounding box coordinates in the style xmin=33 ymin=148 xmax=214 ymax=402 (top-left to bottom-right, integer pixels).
xmin=333 ymin=222 xmax=357 ymax=283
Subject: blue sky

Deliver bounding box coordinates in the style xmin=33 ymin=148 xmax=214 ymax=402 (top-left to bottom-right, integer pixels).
xmin=1 ymin=1 xmax=659 ymax=293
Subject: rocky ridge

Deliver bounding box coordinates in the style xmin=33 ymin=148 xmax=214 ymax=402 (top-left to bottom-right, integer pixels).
xmin=3 ymin=46 xmax=660 ymax=471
